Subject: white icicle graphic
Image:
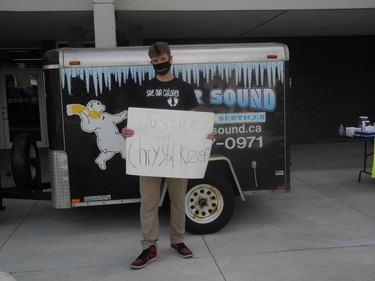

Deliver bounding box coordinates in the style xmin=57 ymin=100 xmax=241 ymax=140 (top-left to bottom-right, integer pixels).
xmin=60 ymin=62 xmax=284 ymax=96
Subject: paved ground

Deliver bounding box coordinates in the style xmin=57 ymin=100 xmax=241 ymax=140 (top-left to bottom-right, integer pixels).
xmin=1 ymin=141 xmax=375 ymax=281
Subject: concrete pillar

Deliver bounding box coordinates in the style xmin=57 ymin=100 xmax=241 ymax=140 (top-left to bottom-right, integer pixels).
xmin=93 ymin=0 xmax=117 ymax=48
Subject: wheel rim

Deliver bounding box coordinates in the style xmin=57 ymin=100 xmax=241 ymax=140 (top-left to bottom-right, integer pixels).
xmin=185 ymin=184 xmax=224 ymax=224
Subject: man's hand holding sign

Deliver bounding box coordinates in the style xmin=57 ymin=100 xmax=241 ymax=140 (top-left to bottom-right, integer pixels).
xmin=124 ymin=107 xmax=214 ymax=178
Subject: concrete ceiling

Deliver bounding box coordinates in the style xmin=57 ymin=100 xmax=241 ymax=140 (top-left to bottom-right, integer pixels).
xmin=0 ymin=9 xmax=374 ymax=48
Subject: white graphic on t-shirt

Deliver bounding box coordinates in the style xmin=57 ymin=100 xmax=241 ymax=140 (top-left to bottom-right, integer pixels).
xmin=146 ymin=88 xmax=180 ymax=107
xmin=167 ymin=97 xmax=179 ymax=107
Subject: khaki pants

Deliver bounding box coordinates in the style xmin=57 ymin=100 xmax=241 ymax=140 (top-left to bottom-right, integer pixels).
xmin=139 ymin=176 xmax=188 ymax=249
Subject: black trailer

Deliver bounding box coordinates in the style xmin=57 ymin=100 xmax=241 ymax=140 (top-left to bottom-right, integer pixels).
xmin=5 ymin=43 xmax=290 ymax=234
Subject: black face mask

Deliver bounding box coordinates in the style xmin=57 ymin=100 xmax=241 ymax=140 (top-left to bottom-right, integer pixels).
xmin=152 ymin=60 xmax=171 ymax=76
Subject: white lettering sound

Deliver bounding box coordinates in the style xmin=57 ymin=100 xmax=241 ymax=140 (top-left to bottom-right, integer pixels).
xmin=126 ymin=107 xmax=214 ymax=178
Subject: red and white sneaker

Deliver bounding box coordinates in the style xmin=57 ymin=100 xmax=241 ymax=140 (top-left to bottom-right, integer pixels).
xmin=171 ymin=243 xmax=193 ymax=258
xmin=130 ymin=245 xmax=157 ymax=269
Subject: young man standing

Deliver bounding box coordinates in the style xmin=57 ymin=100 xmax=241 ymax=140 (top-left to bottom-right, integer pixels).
xmin=122 ymin=42 xmax=214 ymax=269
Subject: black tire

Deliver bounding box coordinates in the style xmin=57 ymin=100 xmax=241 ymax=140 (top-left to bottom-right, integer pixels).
xmin=11 ymin=133 xmax=42 ymax=190
xmin=185 ymin=171 xmax=235 ymax=234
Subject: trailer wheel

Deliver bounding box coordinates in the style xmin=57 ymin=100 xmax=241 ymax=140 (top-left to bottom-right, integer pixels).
xmin=185 ymin=171 xmax=235 ymax=234
xmin=11 ymin=133 xmax=41 ymax=190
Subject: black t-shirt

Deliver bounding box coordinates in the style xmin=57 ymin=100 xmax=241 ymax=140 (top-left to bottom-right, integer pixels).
xmin=132 ymin=77 xmax=198 ymax=110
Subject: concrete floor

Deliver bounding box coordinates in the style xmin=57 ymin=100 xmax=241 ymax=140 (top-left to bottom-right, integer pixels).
xmin=1 ymin=141 xmax=375 ymax=281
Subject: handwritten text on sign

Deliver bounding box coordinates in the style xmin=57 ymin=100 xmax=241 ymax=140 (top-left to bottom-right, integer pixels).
xmin=126 ymin=107 xmax=214 ymax=178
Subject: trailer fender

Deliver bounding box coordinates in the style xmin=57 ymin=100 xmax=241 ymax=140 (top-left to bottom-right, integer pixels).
xmin=11 ymin=133 xmax=42 ymax=190
xmin=208 ymin=154 xmax=245 ymax=201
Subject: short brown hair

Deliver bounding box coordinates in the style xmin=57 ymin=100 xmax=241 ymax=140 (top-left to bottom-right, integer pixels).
xmin=148 ymin=42 xmax=171 ymax=58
